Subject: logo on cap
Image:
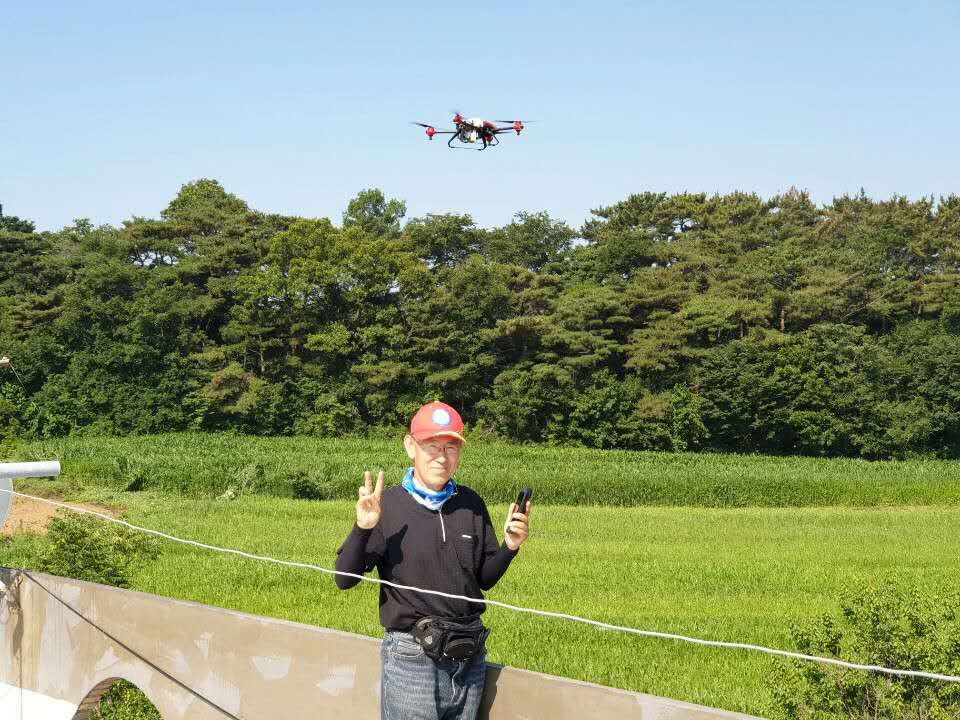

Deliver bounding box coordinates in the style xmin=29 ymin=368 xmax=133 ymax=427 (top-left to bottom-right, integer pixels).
xmin=432 ymin=408 xmax=451 ymax=426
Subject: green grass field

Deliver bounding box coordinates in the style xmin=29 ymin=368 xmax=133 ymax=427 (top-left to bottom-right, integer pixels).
xmin=3 ymin=433 xmax=960 ymax=717
xmin=16 ymin=432 xmax=960 ymax=506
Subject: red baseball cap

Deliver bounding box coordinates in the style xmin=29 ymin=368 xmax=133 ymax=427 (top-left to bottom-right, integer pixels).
xmin=409 ymin=401 xmax=465 ymax=443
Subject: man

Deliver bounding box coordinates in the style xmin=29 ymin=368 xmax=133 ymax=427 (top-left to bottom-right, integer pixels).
xmin=335 ymin=401 xmax=531 ymax=720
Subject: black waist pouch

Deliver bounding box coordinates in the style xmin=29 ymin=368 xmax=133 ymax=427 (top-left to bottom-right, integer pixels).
xmin=412 ymin=615 xmax=490 ymax=662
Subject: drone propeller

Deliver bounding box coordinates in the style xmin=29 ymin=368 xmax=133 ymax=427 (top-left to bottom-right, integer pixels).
xmin=411 ymin=121 xmax=438 ymax=139
xmin=493 ymin=119 xmax=536 ymax=134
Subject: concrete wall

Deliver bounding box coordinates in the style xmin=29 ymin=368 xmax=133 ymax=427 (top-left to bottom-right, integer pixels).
xmin=0 ymin=567 xmax=761 ymax=719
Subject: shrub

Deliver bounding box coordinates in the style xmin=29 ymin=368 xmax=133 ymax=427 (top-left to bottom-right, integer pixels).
xmin=37 ymin=511 xmax=160 ymax=588
xmin=90 ymin=680 xmax=162 ymax=720
xmin=289 ymin=471 xmax=327 ymax=500
xmin=771 ymin=582 xmax=960 ymax=719
xmin=288 ymin=463 xmax=340 ymax=500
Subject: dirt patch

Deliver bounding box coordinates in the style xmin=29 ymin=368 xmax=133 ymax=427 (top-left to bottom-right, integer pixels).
xmin=1 ymin=495 xmax=119 ymax=536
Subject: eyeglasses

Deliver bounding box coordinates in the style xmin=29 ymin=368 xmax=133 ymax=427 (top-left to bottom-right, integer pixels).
xmin=418 ymin=441 xmax=462 ymax=456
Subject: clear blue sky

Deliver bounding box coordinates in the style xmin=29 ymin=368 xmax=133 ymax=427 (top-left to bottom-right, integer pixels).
xmin=3 ymin=1 xmax=958 ymax=232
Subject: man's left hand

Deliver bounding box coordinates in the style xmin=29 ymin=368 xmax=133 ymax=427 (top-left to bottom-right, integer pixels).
xmin=503 ymin=502 xmax=531 ymax=551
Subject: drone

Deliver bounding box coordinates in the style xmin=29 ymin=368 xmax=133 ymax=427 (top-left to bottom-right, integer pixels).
xmin=412 ymin=112 xmax=533 ymax=151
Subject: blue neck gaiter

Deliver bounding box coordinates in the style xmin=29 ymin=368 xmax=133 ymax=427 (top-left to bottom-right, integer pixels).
xmin=401 ymin=467 xmax=456 ymax=511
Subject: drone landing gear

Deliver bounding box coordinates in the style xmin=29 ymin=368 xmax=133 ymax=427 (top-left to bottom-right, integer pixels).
xmin=445 ymin=133 xmax=499 ymax=151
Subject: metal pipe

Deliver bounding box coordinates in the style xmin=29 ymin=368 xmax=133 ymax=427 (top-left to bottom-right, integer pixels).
xmin=0 ymin=461 xmax=61 ymax=479
xmin=0 ymin=461 xmax=61 ymax=530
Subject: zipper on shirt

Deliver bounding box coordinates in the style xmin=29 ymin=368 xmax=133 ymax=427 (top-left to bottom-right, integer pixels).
xmin=437 ymin=486 xmax=457 ymax=544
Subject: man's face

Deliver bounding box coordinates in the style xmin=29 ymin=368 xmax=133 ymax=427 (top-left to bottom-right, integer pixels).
xmin=403 ymin=434 xmax=463 ymax=490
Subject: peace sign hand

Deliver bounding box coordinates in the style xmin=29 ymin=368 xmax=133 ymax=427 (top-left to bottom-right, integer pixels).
xmin=356 ymin=470 xmax=384 ymax=529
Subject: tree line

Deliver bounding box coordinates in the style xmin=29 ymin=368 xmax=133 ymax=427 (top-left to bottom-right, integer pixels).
xmin=1 ymin=181 xmax=958 ymax=458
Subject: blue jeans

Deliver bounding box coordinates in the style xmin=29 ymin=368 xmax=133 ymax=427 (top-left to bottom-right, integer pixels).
xmin=380 ymin=630 xmax=487 ymax=720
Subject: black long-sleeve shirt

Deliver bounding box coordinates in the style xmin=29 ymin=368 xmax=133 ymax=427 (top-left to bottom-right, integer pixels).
xmin=335 ymin=484 xmax=518 ymax=631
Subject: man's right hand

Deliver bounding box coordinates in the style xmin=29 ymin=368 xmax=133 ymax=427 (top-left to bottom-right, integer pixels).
xmin=356 ymin=469 xmax=384 ymax=529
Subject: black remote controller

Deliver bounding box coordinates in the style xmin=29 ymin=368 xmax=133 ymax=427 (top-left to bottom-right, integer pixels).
xmin=515 ymin=487 xmax=533 ymax=515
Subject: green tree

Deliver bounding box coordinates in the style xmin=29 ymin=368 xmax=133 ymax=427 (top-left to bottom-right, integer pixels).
xmin=342 ymin=188 xmax=406 ymax=237
xmin=404 ymin=213 xmax=483 ymax=269
xmin=484 ymin=211 xmax=575 ymax=272
xmin=0 ymin=213 xmax=35 ymax=233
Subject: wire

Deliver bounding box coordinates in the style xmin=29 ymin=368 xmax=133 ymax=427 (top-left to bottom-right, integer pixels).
xmin=7 ymin=365 xmax=26 ymax=392
xmin=0 ymin=359 xmax=39 ymax=426
xmin=0 ymin=358 xmax=27 ymax=394
xmin=1 ymin=487 xmax=959 ymax=684
xmin=17 ymin=570 xmax=244 ymax=720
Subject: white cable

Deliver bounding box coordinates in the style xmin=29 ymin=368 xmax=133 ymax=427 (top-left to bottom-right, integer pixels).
xmin=2 ymin=487 xmax=958 ymax=684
